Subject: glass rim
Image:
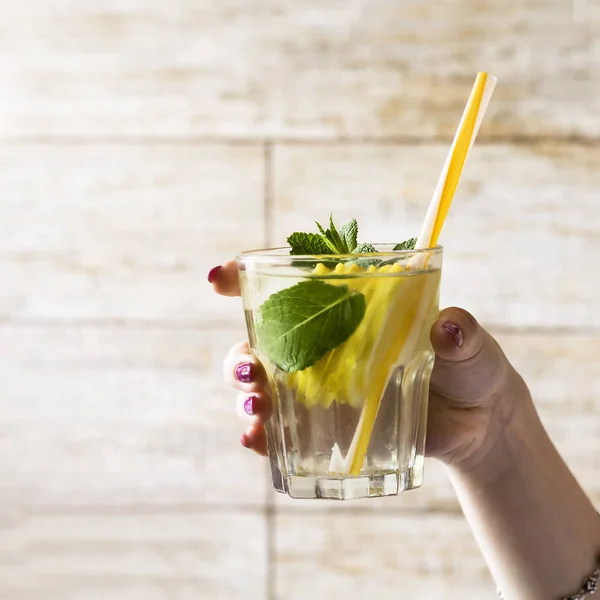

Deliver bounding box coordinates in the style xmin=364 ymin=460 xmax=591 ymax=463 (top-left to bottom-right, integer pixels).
xmin=237 ymin=244 xmax=443 ymax=262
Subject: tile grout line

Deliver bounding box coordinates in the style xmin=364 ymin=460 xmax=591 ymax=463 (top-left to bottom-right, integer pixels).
xmin=264 ymin=142 xmax=274 ymax=249
xmin=266 ymin=500 xmax=276 ymax=600
xmin=1 ymin=317 xmax=600 ymax=338
xmin=0 ymin=135 xmax=599 ymax=147
xmin=15 ymin=501 xmax=463 ymax=517
xmin=263 ymin=140 xmax=277 ymax=600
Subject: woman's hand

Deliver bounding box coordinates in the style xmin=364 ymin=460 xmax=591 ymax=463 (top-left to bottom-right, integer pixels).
xmin=210 ymin=260 xmax=532 ymax=478
xmin=210 ymin=260 xmax=600 ymax=600
xmin=210 ymin=261 xmax=272 ymax=456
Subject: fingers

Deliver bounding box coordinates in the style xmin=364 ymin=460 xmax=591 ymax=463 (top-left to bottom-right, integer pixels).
xmin=208 ymin=259 xmax=241 ymax=297
xmin=429 ymin=307 xmax=510 ymax=405
xmin=224 ymin=341 xmax=272 ymax=457
xmin=223 ymin=342 xmax=268 ymax=393
xmin=237 ymin=392 xmax=272 ymax=457
xmin=241 ymin=424 xmax=268 ymax=457
xmin=210 ymin=260 xmax=266 ymax=456
xmin=237 ymin=389 xmax=272 ymax=457
xmin=236 ymin=390 xmax=273 ymax=424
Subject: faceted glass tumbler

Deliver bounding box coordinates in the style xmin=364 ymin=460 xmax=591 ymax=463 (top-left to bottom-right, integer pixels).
xmin=237 ymin=245 xmax=443 ymax=500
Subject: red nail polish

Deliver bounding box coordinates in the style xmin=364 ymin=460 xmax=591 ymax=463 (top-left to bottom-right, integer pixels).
xmin=244 ymin=396 xmax=257 ymax=416
xmin=442 ymin=322 xmax=464 ymax=348
xmin=235 ymin=362 xmax=253 ymax=383
xmin=240 ymin=433 xmax=251 ymax=448
xmin=207 ymin=266 xmax=222 ymax=283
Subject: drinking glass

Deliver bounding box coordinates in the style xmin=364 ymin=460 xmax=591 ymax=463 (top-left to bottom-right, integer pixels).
xmin=237 ymin=245 xmax=442 ymax=500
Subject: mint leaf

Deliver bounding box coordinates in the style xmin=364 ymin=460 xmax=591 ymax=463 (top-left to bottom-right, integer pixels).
xmin=288 ymin=232 xmax=333 ymax=255
xmin=315 ymin=221 xmax=341 ymax=253
xmin=327 ymin=213 xmax=348 ymax=253
xmin=256 ymin=280 xmax=366 ymax=372
xmin=353 ymin=243 xmax=380 ymax=266
xmin=355 ymin=243 xmax=377 ymax=253
xmin=393 ymin=238 xmax=417 ymax=251
xmin=315 ymin=215 xmax=349 ymax=254
xmin=339 ymin=218 xmax=358 ymax=252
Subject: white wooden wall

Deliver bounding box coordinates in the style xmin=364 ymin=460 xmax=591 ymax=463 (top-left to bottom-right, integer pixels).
xmin=1 ymin=2 xmax=600 ymax=599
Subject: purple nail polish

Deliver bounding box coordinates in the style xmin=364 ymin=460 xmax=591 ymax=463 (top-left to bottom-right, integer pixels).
xmin=244 ymin=396 xmax=257 ymax=416
xmin=207 ymin=266 xmax=222 ymax=283
xmin=442 ymin=322 xmax=464 ymax=348
xmin=235 ymin=362 xmax=254 ymax=383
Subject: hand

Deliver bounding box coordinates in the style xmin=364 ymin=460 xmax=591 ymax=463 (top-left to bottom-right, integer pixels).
xmin=209 ymin=261 xmax=532 ymax=476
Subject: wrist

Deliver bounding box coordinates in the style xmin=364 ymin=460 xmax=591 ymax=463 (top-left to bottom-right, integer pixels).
xmin=441 ymin=376 xmax=600 ymax=600
xmin=441 ymin=371 xmax=546 ymax=485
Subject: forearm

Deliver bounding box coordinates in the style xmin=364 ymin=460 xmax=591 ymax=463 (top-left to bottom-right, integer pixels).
xmin=445 ymin=396 xmax=600 ymax=600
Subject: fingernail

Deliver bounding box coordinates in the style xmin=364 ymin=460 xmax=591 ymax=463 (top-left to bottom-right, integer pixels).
xmin=244 ymin=395 xmax=258 ymax=416
xmin=235 ymin=362 xmax=254 ymax=383
xmin=240 ymin=433 xmax=250 ymax=448
xmin=442 ymin=322 xmax=464 ymax=348
xmin=207 ymin=266 xmax=222 ymax=283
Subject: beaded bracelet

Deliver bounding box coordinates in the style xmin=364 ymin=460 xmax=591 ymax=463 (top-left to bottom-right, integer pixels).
xmin=497 ymin=564 xmax=599 ymax=599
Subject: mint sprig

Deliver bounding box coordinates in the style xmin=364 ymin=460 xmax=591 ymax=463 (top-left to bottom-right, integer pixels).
xmin=288 ymin=215 xmax=359 ymax=255
xmin=257 ymin=215 xmax=418 ymax=372
xmin=287 ymin=214 xmax=415 ymax=256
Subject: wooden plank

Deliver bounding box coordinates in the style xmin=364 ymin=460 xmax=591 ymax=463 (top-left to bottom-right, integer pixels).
xmin=274 ymin=512 xmax=496 ymax=600
xmin=274 ymin=332 xmax=600 ymax=512
xmin=0 ymin=509 xmax=267 ymax=600
xmin=0 ymin=325 xmax=268 ymax=508
xmin=272 ymin=142 xmax=600 ymax=328
xmin=2 ymin=2 xmax=599 ymax=139
xmin=0 ymin=144 xmax=263 ymax=324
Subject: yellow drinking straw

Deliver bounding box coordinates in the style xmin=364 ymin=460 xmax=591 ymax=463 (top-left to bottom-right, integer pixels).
xmin=416 ymin=72 xmax=497 ymax=250
xmin=343 ymin=72 xmax=498 ymax=477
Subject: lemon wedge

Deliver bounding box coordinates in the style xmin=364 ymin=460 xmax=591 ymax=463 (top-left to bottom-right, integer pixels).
xmin=287 ymin=262 xmax=438 ymax=412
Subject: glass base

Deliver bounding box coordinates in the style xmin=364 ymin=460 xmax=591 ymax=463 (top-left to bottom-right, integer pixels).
xmin=275 ymin=466 xmax=423 ymax=500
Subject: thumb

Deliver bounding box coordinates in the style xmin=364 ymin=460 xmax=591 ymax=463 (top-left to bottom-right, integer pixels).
xmin=429 ymin=307 xmax=509 ymax=406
